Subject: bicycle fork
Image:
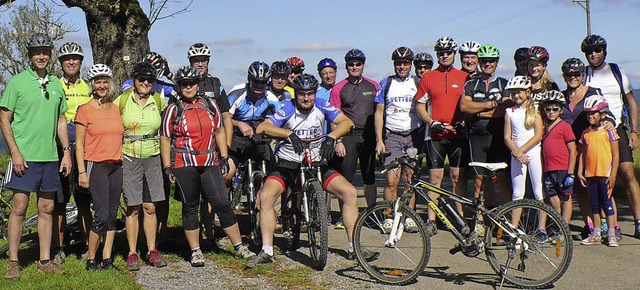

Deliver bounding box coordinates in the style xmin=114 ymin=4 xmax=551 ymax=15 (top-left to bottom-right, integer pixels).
xmin=385 ymin=199 xmax=405 ymax=247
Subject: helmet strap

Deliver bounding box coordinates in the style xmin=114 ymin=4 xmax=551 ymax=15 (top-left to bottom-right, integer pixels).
xmin=134 ymin=87 xmax=149 ymax=99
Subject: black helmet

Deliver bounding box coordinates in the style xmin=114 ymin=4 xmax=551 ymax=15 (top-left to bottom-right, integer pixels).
xmin=391 ymin=46 xmax=414 ymax=61
xmin=26 ymin=33 xmax=53 ymax=51
xmin=270 ymin=61 xmax=291 ymax=75
xmin=541 ymin=90 xmax=567 ymax=106
xmin=434 ymin=36 xmax=457 ymax=52
xmin=513 ymin=47 xmax=529 ymax=62
xmin=293 ymin=73 xmax=319 ymax=91
xmin=247 ymin=61 xmax=271 ymax=82
xmin=132 ymin=61 xmax=156 ymax=79
xmin=561 ymin=58 xmax=585 ymax=75
xmin=142 ymin=52 xmax=167 ymax=79
xmin=175 ymin=66 xmax=201 ymax=83
xmin=413 ymin=52 xmax=433 ymax=65
xmin=344 ymin=49 xmax=366 ymax=62
xmin=581 ymin=34 xmax=607 ymax=53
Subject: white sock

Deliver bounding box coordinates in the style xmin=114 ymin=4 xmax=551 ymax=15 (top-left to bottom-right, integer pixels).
xmin=347 ymin=242 xmax=354 ymax=252
xmin=262 ymin=245 xmax=274 ymax=256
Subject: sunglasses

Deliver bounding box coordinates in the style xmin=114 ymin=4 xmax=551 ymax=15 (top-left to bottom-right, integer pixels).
xmin=347 ymin=62 xmax=363 ymax=67
xmin=136 ymin=76 xmax=156 ymax=83
xmin=544 ymin=107 xmax=561 ymax=113
xmin=480 ymin=58 xmax=498 ymax=64
xmin=291 ymin=69 xmax=303 ymax=74
xmin=437 ymin=51 xmax=454 ymax=57
xmin=394 ymin=60 xmax=411 ymax=66
xmin=180 ymin=80 xmax=199 ymax=87
xmin=416 ymin=65 xmax=431 ymax=69
xmin=251 ymin=80 xmax=268 ymax=86
xmin=585 ymin=48 xmax=604 ymax=55
xmin=564 ymin=72 xmax=582 ymax=78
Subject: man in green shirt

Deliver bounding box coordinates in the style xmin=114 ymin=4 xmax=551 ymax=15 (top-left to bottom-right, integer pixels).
xmin=0 ymin=33 xmax=72 ymax=279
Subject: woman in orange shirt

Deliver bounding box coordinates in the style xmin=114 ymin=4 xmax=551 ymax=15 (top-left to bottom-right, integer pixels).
xmin=75 ymin=64 xmax=125 ymax=270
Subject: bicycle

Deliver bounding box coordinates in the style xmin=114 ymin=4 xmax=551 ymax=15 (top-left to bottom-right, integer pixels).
xmin=353 ymin=148 xmax=573 ymax=288
xmin=278 ymin=135 xmax=329 ymax=270
xmin=0 ymin=171 xmax=39 ymax=256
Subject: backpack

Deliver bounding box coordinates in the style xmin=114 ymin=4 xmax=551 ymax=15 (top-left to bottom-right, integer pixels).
xmin=200 ymin=76 xmax=222 ymax=100
xmin=169 ymin=94 xmax=220 ymax=162
xmin=586 ymin=63 xmax=630 ymax=127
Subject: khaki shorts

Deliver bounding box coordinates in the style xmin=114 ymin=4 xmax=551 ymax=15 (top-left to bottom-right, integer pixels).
xmin=122 ymin=154 xmax=165 ymax=206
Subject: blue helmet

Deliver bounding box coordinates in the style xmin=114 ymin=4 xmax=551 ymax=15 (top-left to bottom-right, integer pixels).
xmin=317 ymin=58 xmax=337 ymax=72
xmin=247 ymin=61 xmax=271 ymax=82
xmin=344 ymin=49 xmax=366 ymax=62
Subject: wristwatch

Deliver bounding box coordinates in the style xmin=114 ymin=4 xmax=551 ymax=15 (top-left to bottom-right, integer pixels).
xmin=62 ymin=146 xmax=71 ymax=151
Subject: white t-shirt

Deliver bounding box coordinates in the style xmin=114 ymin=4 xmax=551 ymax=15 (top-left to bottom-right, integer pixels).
xmin=584 ymin=62 xmax=634 ymax=126
xmin=375 ymin=75 xmax=420 ymax=132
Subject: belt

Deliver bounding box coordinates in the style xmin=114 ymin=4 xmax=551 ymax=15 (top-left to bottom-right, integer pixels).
xmin=124 ymin=133 xmax=158 ymax=142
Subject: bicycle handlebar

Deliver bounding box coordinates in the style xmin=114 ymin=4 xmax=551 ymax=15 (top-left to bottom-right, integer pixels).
xmin=381 ymin=152 xmax=426 ymax=173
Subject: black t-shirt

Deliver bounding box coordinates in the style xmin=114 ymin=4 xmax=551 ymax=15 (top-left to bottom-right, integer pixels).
xmin=531 ymin=81 xmax=560 ymax=105
xmin=463 ymin=76 xmax=509 ymax=135
xmin=198 ymin=75 xmax=230 ymax=113
xmin=561 ymin=86 xmax=604 ymax=139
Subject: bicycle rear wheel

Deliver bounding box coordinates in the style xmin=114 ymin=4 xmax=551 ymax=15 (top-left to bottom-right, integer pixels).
xmin=305 ymin=180 xmax=328 ymax=270
xmin=353 ymin=201 xmax=430 ymax=285
xmin=484 ymin=199 xmax=573 ymax=288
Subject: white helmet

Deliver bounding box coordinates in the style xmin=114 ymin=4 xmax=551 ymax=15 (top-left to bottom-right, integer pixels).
xmin=434 ymin=36 xmax=458 ymax=52
xmin=187 ymin=43 xmax=211 ymax=58
xmin=505 ymin=76 xmax=531 ymax=90
xmin=58 ymin=42 xmax=84 ymax=59
xmin=583 ymin=94 xmax=608 ymax=112
xmin=87 ymin=64 xmax=112 ymax=80
xmin=459 ymin=41 xmax=481 ymax=54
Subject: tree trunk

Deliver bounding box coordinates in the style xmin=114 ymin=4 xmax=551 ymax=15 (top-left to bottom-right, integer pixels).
xmin=61 ymin=0 xmax=151 ymax=86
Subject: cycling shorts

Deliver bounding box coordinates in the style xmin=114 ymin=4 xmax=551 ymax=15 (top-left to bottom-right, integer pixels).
xmin=425 ymin=138 xmax=467 ymax=169
xmin=617 ymin=126 xmax=634 ymax=164
xmin=330 ymin=128 xmax=376 ymax=185
xmin=266 ymin=160 xmax=341 ymax=191
xmin=468 ymin=134 xmax=509 ymax=175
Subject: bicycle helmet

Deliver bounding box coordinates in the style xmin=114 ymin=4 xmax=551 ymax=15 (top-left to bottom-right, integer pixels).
xmin=247 ymin=61 xmax=271 ymax=82
xmin=293 ymin=73 xmax=319 ymax=91
xmin=413 ymin=52 xmax=434 ymax=65
xmin=540 ymin=90 xmax=566 ymax=106
xmin=175 ymin=66 xmax=202 ymax=83
xmin=286 ymin=57 xmax=305 ymax=70
xmin=87 ymin=64 xmax=112 ymax=80
xmin=505 ymin=76 xmax=531 ymax=90
xmin=528 ymin=46 xmax=549 ymax=64
xmin=317 ymin=58 xmax=337 ymax=72
xmin=391 ymin=46 xmax=414 ymax=61
xmin=26 ymin=33 xmax=53 ymax=50
xmin=561 ymin=58 xmax=585 ymax=75
xmin=131 ymin=61 xmax=156 ymax=78
xmin=187 ymin=43 xmax=211 ymax=58
xmin=477 ymin=44 xmax=500 ymax=59
xmin=344 ymin=49 xmax=366 ymax=62
xmin=270 ymin=61 xmax=291 ymax=75
xmin=458 ymin=41 xmax=481 ymax=54
xmin=142 ymin=52 xmax=168 ymax=79
xmin=58 ymin=42 xmax=84 ymax=59
xmin=513 ymin=47 xmax=529 ymax=62
xmin=583 ymin=94 xmax=608 ymax=112
xmin=580 ymin=35 xmax=607 ymax=53
xmin=434 ymin=36 xmax=458 ymax=52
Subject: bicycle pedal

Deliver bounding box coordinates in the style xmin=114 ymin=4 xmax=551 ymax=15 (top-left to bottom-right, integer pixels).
xmin=449 ymin=243 xmax=462 ymax=255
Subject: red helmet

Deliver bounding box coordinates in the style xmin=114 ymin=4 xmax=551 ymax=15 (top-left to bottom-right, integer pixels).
xmin=286 ymin=57 xmax=305 ymax=70
xmin=528 ymin=46 xmax=549 ymax=64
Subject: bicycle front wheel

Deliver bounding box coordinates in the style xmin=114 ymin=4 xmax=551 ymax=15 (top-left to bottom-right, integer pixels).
xmin=305 ymin=180 xmax=328 ymax=270
xmin=248 ymin=171 xmax=265 ymax=246
xmin=353 ymin=201 xmax=430 ymax=285
xmin=485 ymin=199 xmax=573 ymax=288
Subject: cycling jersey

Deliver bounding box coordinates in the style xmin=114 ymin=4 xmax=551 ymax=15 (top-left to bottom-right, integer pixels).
xmin=269 ymin=99 xmax=340 ymax=163
xmin=114 ymin=91 xmax=167 ymax=158
xmin=329 ymin=77 xmax=379 ymax=129
xmin=60 ymin=77 xmax=91 ymax=123
xmin=463 ymin=75 xmax=509 ymax=135
xmin=316 ymin=83 xmax=332 ymax=103
xmin=584 ymin=62 xmax=634 ymax=127
xmin=269 ymin=87 xmax=294 ymax=109
xmin=227 ymin=83 xmax=282 ymax=122
xmin=375 ymin=75 xmax=420 ymax=132
xmin=161 ymin=97 xmax=222 ymax=168
xmin=199 ymin=74 xmax=230 ymax=113
xmin=415 ymin=66 xmax=468 ymax=139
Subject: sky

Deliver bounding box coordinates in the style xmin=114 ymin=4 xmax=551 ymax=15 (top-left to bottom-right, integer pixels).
xmin=3 ymin=0 xmax=640 ymax=89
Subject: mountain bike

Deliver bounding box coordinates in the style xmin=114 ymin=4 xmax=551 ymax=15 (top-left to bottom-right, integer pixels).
xmin=0 ymin=171 xmax=40 ymax=256
xmin=353 ymin=148 xmax=573 ymax=288
xmin=279 ymin=135 xmax=329 ymax=270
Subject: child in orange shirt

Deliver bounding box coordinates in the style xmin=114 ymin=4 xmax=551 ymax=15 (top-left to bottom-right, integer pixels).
xmin=577 ymin=95 xmax=620 ymax=247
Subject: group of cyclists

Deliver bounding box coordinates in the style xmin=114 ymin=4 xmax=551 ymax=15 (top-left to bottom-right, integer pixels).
xmin=2 ymin=31 xmax=639 ymax=279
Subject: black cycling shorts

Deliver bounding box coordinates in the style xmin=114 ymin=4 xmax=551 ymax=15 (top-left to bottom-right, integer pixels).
xmin=425 ymin=138 xmax=467 ymax=169
xmin=266 ymin=160 xmax=341 ymax=191
xmin=468 ymin=134 xmax=509 ymax=175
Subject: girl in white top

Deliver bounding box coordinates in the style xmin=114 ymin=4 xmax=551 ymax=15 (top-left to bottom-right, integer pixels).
xmin=504 ymin=76 xmax=546 ymax=230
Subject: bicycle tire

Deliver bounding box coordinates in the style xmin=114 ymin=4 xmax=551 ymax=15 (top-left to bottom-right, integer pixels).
xmin=0 ymin=192 xmax=12 ymax=240
xmin=0 ymin=213 xmax=39 ymax=257
xmin=248 ymin=171 xmax=265 ymax=246
xmin=484 ymin=199 xmax=573 ymax=288
xmin=281 ymin=190 xmax=301 ymax=251
xmin=305 ymin=180 xmax=328 ymax=270
xmin=229 ymin=170 xmax=245 ymax=210
xmin=354 ymin=201 xmax=430 ymax=285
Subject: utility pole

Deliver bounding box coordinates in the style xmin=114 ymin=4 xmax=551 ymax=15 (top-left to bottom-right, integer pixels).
xmin=573 ymin=0 xmax=591 ymax=36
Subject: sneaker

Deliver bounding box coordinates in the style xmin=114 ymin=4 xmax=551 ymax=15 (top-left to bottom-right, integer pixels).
xmin=600 ymin=219 xmax=608 ymax=238
xmin=147 ymin=250 xmax=168 ymax=268
xmin=5 ymin=261 xmax=22 ymax=280
xmin=348 ymin=248 xmax=380 ymax=262
xmin=334 ymin=218 xmax=345 ymax=230
xmin=190 ymin=249 xmax=205 ymax=267
xmin=37 ymin=261 xmax=65 ymax=275
xmin=615 ymin=226 xmax=622 ymax=241
xmin=85 ymin=259 xmax=98 ymax=271
xmin=581 ymin=234 xmax=602 ymax=245
xmin=381 ymin=218 xmax=394 ymax=233
xmin=425 ymin=221 xmax=438 ymax=237
xmin=580 ymin=225 xmax=591 ymax=240
xmin=548 ymin=232 xmax=565 ymax=245
xmin=52 ymin=249 xmax=66 ymax=265
xmin=126 ymin=253 xmax=141 ymax=271
xmin=532 ymin=228 xmax=548 ymax=244
xmin=607 ymin=236 xmax=620 ymax=247
xmin=404 ymin=218 xmax=418 ymax=233
xmin=246 ymin=250 xmax=274 ymax=268
xmin=100 ymin=258 xmax=119 ymax=270
xmin=234 ymin=245 xmax=256 ymax=259
xmin=635 ymin=222 xmax=640 ymax=239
